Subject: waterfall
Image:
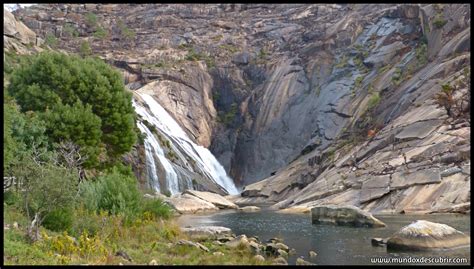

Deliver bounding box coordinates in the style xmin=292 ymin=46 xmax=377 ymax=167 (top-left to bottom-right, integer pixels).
xmin=133 ymin=93 xmax=239 ymax=195
xmin=136 ymin=121 xmax=180 ymax=195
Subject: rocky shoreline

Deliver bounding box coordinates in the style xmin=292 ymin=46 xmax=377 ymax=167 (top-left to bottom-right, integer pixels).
xmin=149 ymin=191 xmax=469 ymax=262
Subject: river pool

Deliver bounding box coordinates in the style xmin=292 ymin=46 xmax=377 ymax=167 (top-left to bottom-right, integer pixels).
xmin=177 ymin=209 xmax=470 ymax=265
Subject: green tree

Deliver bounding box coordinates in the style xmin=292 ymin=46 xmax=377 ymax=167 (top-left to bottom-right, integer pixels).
xmin=8 ymin=52 xmax=137 ymax=166
xmin=42 ymin=101 xmax=102 ymax=167
xmin=4 ymin=95 xmax=49 ymax=171
xmin=11 ymin=153 xmax=78 ymax=242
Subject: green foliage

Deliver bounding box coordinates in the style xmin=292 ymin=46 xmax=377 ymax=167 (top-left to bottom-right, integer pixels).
xmin=45 ymin=33 xmax=58 ymax=48
xmin=117 ymin=20 xmax=135 ymax=41
xmin=42 ymin=101 xmax=102 ymax=167
xmin=392 ymin=67 xmax=402 ymax=85
xmin=79 ymin=167 xmax=141 ymax=219
xmin=185 ymin=48 xmax=215 ymax=69
xmin=258 ymin=48 xmax=268 ymax=59
xmin=219 ymin=44 xmax=239 ymax=53
xmin=42 ymin=208 xmax=74 ymax=233
xmin=354 ymin=76 xmax=364 ymax=88
xmin=140 ymin=198 xmax=173 ymax=220
xmin=163 ymin=190 xmax=172 ymax=197
xmin=4 ymin=97 xmax=49 ymax=171
xmin=415 ymin=43 xmax=428 ymax=67
xmin=79 ymin=40 xmax=92 ymax=57
xmin=93 ymin=27 xmax=108 ymax=39
xmin=11 ymin=153 xmax=78 ymax=224
xmin=353 ymin=56 xmax=363 ymax=68
xmin=63 ymin=23 xmax=79 ymax=38
xmin=8 ymin=52 xmax=137 ymax=164
xmin=378 ymin=64 xmax=391 ymax=74
xmin=212 ymin=91 xmax=221 ymax=103
xmin=85 ymin=12 xmax=98 ymax=28
xmin=335 ymin=55 xmax=348 ymax=69
xmin=4 ymin=190 xmax=20 ymax=206
xmin=367 ymin=92 xmax=381 ymax=110
xmin=218 ymin=103 xmax=238 ymax=126
xmin=433 ymin=16 xmax=447 ymax=29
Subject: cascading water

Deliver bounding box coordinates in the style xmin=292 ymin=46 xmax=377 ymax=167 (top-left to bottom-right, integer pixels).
xmin=136 ymin=121 xmax=180 ymax=195
xmin=133 ymin=92 xmax=239 ymax=195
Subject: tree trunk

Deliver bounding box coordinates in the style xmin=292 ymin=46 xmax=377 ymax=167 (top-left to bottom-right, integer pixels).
xmin=27 ymin=213 xmax=42 ymax=243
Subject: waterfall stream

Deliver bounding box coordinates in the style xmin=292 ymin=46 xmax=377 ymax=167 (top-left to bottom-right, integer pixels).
xmin=132 ymin=92 xmax=239 ymax=195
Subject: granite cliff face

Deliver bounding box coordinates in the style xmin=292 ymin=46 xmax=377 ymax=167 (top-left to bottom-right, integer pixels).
xmin=8 ymin=4 xmax=470 ymax=213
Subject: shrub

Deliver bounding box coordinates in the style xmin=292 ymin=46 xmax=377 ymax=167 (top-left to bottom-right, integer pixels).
xmin=63 ymin=23 xmax=79 ymax=38
xmin=4 ymin=190 xmax=20 ymax=206
xmin=93 ymin=27 xmax=108 ymax=39
xmin=367 ymin=92 xmax=381 ymax=110
xmin=141 ymin=198 xmax=173 ymax=220
xmin=45 ymin=33 xmax=58 ymax=48
xmin=335 ymin=55 xmax=348 ymax=69
xmin=79 ymin=41 xmax=92 ymax=57
xmin=433 ymin=16 xmax=447 ymax=29
xmin=218 ymin=103 xmax=238 ymax=126
xmin=416 ymin=43 xmax=428 ymax=67
xmin=85 ymin=12 xmax=98 ymax=28
xmin=8 ymin=52 xmax=137 ymax=164
xmin=42 ymin=208 xmax=74 ymax=232
xmin=79 ymin=167 xmax=142 ymax=218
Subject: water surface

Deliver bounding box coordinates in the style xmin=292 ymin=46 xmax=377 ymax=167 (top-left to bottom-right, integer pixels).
xmin=177 ymin=209 xmax=470 ymax=265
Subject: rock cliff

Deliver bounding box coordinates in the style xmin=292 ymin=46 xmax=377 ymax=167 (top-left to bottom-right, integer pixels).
xmin=8 ymin=4 xmax=470 ymax=213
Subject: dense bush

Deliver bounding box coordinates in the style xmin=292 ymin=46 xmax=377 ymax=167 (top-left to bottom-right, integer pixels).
xmin=42 ymin=101 xmax=102 ymax=166
xmin=141 ymin=198 xmax=173 ymax=220
xmin=7 ymin=52 xmax=137 ymax=166
xmin=79 ymin=167 xmax=142 ymax=217
xmin=42 ymin=208 xmax=74 ymax=233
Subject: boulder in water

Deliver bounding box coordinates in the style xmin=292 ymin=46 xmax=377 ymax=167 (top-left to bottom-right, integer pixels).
xmin=371 ymin=237 xmax=388 ymax=247
xmin=386 ymin=220 xmax=470 ymax=251
xmin=311 ymin=205 xmax=386 ymax=228
xmin=296 ymin=257 xmax=313 ymax=265
xmin=238 ymin=206 xmax=261 ymax=212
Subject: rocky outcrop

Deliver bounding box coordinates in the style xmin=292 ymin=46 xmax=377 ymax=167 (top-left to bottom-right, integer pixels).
xmin=238 ymin=206 xmax=261 ymax=212
xmin=165 ymin=193 xmax=219 ymax=214
xmin=181 ymin=226 xmax=232 ymax=241
xmin=183 ymin=190 xmax=238 ymax=209
xmin=386 ymin=220 xmax=470 ymax=250
xmin=311 ymin=205 xmax=386 ymax=227
xmin=4 ymin=9 xmax=41 ymax=54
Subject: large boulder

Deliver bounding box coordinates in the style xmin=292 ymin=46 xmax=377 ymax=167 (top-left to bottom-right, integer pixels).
xmin=183 ymin=190 xmax=238 ymax=209
xmin=238 ymin=206 xmax=261 ymax=212
xmin=165 ymin=193 xmax=219 ymax=214
xmin=181 ymin=226 xmax=232 ymax=241
xmin=311 ymin=205 xmax=386 ymax=228
xmin=386 ymin=220 xmax=470 ymax=251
